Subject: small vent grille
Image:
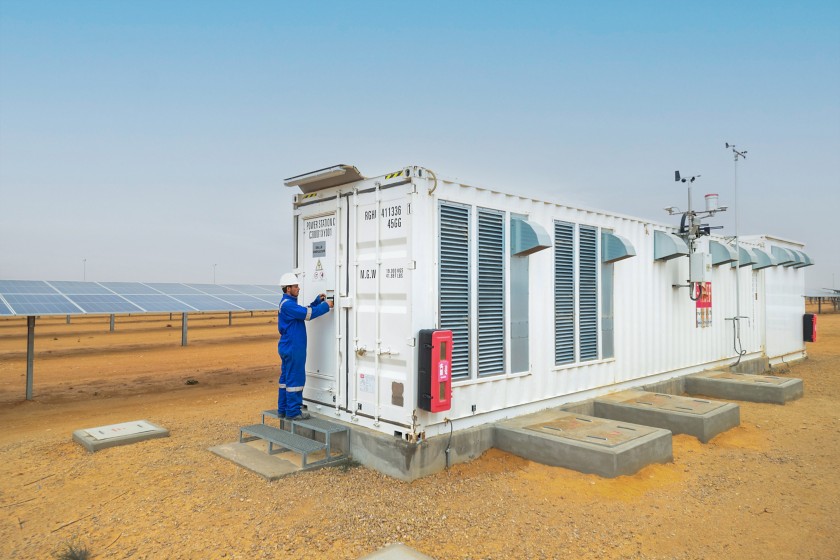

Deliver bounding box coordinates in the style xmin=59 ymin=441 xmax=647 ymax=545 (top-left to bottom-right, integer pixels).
xmin=579 ymin=225 xmax=598 ymax=361
xmin=554 ymin=221 xmax=575 ymax=364
xmin=477 ymin=209 xmax=505 ymax=376
xmin=439 ymin=203 xmax=470 ymax=378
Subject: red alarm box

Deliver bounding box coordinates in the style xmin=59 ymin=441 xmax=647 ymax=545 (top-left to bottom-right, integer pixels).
xmin=418 ymin=329 xmax=452 ymax=412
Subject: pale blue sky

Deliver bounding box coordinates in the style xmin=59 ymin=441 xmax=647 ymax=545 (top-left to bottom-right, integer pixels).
xmin=1 ymin=1 xmax=838 ymax=289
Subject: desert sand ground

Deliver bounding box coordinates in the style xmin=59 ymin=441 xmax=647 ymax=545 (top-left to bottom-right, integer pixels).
xmin=0 ymin=308 xmax=837 ymax=559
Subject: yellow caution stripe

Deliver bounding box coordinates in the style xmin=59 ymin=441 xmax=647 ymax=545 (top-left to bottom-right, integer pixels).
xmin=302 ymin=193 xmax=318 ymax=199
xmin=385 ymin=170 xmax=406 ymax=180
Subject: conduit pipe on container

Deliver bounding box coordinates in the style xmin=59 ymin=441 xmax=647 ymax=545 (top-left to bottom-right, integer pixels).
xmin=430 ymin=172 xmax=440 ymax=329
xmin=374 ymin=182 xmax=382 ymax=427
xmin=352 ymin=186 xmax=360 ymax=418
xmin=334 ymin=190 xmax=342 ymax=416
xmin=407 ymin=178 xmax=417 ymax=386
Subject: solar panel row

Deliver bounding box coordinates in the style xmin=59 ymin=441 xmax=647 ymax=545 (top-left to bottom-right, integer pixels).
xmin=0 ymin=281 xmax=283 ymax=316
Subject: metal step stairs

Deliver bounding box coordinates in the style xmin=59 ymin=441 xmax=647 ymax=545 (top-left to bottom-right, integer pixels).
xmin=238 ymin=410 xmax=349 ymax=469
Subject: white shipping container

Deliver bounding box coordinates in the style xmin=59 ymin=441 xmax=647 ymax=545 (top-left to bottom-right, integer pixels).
xmin=285 ymin=165 xmax=810 ymax=440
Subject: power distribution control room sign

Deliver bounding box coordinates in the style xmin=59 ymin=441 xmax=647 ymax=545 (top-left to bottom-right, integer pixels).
xmin=303 ymin=216 xmax=336 ymax=296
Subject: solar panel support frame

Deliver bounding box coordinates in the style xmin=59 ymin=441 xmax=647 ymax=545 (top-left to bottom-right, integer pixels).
xmin=26 ymin=316 xmax=35 ymax=401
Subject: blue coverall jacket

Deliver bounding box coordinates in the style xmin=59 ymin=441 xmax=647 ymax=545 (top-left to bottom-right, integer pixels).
xmin=277 ymin=292 xmax=331 ymax=417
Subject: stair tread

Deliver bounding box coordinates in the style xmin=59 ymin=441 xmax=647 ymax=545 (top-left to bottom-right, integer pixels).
xmin=241 ymin=424 xmax=326 ymax=454
xmin=261 ymin=410 xmax=349 ymax=434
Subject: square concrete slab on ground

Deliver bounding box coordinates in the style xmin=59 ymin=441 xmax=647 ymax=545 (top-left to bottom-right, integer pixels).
xmin=685 ymin=370 xmax=804 ymax=404
xmin=594 ymin=390 xmax=740 ymax=443
xmin=73 ymin=420 xmax=169 ymax=452
xmin=357 ymin=543 xmax=437 ymax=560
xmin=209 ymin=442 xmax=300 ymax=480
xmin=494 ymin=410 xmax=672 ymax=478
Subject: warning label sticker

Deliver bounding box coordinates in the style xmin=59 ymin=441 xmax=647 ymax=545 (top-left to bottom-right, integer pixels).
xmin=359 ymin=373 xmax=375 ymax=394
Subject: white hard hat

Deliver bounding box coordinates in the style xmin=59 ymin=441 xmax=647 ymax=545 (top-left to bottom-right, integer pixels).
xmin=279 ymin=272 xmax=299 ymax=288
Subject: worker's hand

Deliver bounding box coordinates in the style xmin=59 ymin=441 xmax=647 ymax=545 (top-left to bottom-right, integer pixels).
xmin=319 ymin=293 xmax=326 ymax=301
xmin=327 ymin=299 xmax=334 ymax=308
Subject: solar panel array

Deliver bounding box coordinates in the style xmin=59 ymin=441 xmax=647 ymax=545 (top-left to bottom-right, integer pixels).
xmin=0 ymin=280 xmax=283 ymax=316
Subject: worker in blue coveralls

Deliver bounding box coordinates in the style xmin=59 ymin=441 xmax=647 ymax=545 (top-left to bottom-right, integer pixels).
xmin=277 ymin=272 xmax=333 ymax=421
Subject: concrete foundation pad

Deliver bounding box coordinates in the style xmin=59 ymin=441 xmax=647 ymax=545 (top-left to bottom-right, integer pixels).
xmin=348 ymin=420 xmax=495 ymax=482
xmin=209 ymin=442 xmax=300 ymax=480
xmin=685 ymin=371 xmax=804 ymax=404
xmin=594 ymin=390 xmax=739 ymax=443
xmin=358 ymin=543 xmax=436 ymax=560
xmin=494 ymin=410 xmax=672 ymax=478
xmin=73 ymin=420 xmax=169 ymax=452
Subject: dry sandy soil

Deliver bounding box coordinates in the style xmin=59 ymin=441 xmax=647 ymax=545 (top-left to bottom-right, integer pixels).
xmin=0 ymin=309 xmax=838 ymax=559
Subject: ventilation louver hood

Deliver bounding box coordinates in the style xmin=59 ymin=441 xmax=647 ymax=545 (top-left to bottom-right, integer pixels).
xmin=792 ymin=250 xmax=814 ymax=268
xmin=602 ymin=232 xmax=636 ymax=263
xmin=751 ymin=248 xmax=774 ymax=270
xmin=653 ymin=231 xmax=689 ymax=261
xmin=732 ymin=246 xmax=756 ymax=268
xmin=510 ymin=218 xmax=552 ymax=256
xmin=771 ymin=246 xmax=797 ymax=267
xmin=709 ymin=240 xmax=738 ymax=266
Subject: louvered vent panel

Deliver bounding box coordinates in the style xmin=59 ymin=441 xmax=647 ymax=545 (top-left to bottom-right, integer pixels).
xmin=579 ymin=225 xmax=599 ymax=361
xmin=554 ymin=221 xmax=575 ymax=365
xmin=477 ymin=209 xmax=505 ymax=376
xmin=439 ymin=203 xmax=471 ymax=378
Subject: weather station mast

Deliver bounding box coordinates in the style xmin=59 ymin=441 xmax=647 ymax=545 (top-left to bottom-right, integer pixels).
xmin=665 ymin=171 xmax=728 ymax=300
xmin=726 ymin=142 xmax=748 ymax=364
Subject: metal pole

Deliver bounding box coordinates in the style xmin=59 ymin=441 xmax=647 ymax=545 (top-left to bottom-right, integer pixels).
xmin=181 ymin=313 xmax=188 ymax=346
xmin=733 ymin=151 xmax=741 ymax=334
xmin=228 ymin=311 xmax=232 ymax=326
xmin=66 ymin=315 xmax=70 ymax=324
xmin=110 ymin=314 xmax=115 ymax=332
xmin=26 ymin=316 xmax=35 ymax=400
xmin=727 ymin=143 xmax=748 ymax=363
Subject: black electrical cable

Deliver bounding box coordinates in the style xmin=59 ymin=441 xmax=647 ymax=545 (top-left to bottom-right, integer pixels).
xmin=444 ymin=418 xmax=453 ymax=470
xmin=731 ymin=317 xmax=748 ymax=366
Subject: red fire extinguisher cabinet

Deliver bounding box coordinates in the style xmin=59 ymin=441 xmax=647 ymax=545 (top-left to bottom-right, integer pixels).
xmin=418 ymin=329 xmax=453 ymax=412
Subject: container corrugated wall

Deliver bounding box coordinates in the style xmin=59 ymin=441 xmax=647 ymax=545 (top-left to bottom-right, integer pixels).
xmin=417 ymin=174 xmax=804 ymax=430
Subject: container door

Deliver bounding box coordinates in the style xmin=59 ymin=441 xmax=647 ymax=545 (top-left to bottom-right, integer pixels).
xmin=299 ymin=210 xmax=339 ymax=401
xmin=349 ymin=189 xmax=413 ymax=423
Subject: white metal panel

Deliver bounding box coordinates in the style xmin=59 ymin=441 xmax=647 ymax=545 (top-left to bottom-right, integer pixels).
xmin=760 ymin=239 xmax=806 ymax=359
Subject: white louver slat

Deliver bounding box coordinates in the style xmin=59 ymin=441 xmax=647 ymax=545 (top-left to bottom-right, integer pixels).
xmin=554 ymin=221 xmax=575 ymax=365
xmin=579 ymin=225 xmax=599 ymax=361
xmin=478 ymin=209 xmax=505 ymax=376
xmin=439 ymin=203 xmax=471 ymax=378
